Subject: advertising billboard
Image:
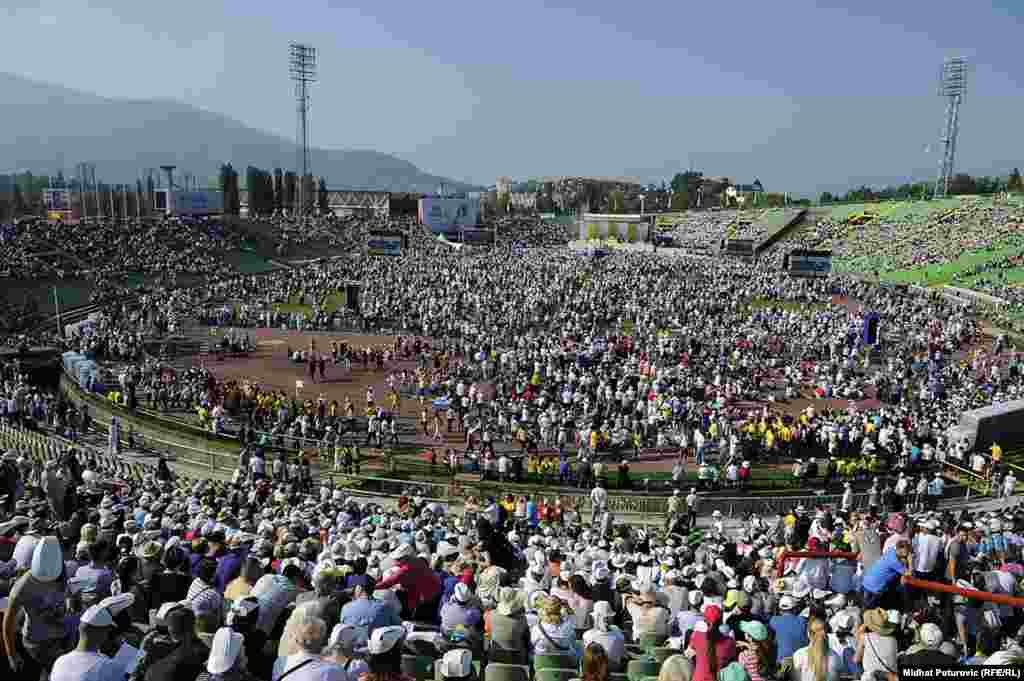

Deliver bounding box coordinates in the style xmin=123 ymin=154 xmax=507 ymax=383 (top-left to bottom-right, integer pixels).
xmin=44 ymin=189 xmax=70 ymax=211
xmin=367 ymin=232 xmax=404 ymax=256
xmin=418 ymin=197 xmax=480 ymax=233
xmin=172 ymin=190 xmax=224 ymax=216
xmin=460 ymin=229 xmax=494 ymax=245
xmin=786 ymin=249 xmax=833 ymax=277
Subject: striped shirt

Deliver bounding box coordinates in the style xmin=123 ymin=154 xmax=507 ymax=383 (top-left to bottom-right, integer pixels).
xmin=187 ymin=578 xmax=223 ymax=617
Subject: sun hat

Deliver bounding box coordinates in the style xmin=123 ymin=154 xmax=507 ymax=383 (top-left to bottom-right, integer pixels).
xmin=863 ymin=608 xmax=896 ymax=636
xmin=155 ymin=602 xmax=183 ymax=626
xmin=439 ymin=648 xmax=473 ymax=680
xmin=207 ymin=627 xmax=244 ymax=675
xmin=496 ymin=587 xmax=522 ymax=616
xmin=368 ymin=625 xmax=406 ymax=655
xmin=739 ymin=620 xmax=769 ymax=642
xmin=81 ymin=604 xmax=115 ymax=628
xmin=329 ymin=623 xmax=361 ymax=652
xmin=30 ymin=536 xmax=63 ymax=582
xmin=453 ymin=583 xmax=471 ymax=604
xmin=390 ymin=544 xmax=415 ymax=561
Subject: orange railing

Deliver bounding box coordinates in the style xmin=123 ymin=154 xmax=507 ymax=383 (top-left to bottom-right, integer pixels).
xmin=776 ymin=550 xmax=1024 ymax=608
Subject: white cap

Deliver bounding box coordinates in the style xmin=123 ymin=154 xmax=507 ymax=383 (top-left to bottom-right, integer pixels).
xmin=156 ymin=602 xmax=183 ymax=624
xmin=919 ymin=622 xmax=943 ymax=647
xmin=368 ymin=625 xmax=406 ymax=655
xmin=30 ymin=536 xmax=63 ymax=582
xmin=453 ymin=583 xmax=471 ymax=604
xmin=207 ymin=627 xmax=244 ymax=675
xmin=688 ymin=591 xmax=704 ymax=606
xmin=390 ymin=544 xmax=415 ymax=561
xmin=81 ymin=604 xmax=115 ymax=627
xmin=779 ymin=595 xmax=796 ymax=610
xmin=439 ymin=649 xmax=473 ymax=679
xmin=98 ymin=593 xmax=135 ymax=617
xmin=329 ymin=623 xmax=361 ymax=651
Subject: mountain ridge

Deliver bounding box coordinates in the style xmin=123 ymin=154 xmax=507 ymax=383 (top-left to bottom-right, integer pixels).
xmin=0 ymin=71 xmax=481 ymax=193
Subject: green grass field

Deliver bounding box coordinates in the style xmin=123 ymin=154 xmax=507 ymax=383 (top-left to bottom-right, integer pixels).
xmin=877 ymin=238 xmax=1024 ymax=286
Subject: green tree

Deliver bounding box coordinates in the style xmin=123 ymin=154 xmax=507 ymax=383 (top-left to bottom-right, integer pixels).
xmin=317 ymin=177 xmax=329 ymax=214
xmin=274 ymin=168 xmax=284 ymax=212
xmin=819 ymin=192 xmax=834 ymax=204
xmin=670 ymin=171 xmax=702 ymax=195
xmin=136 ymin=179 xmax=144 ymax=216
xmin=1008 ymin=168 xmax=1023 ymax=193
xmin=12 ymin=183 xmax=26 ymax=215
xmin=947 ymin=173 xmax=977 ymax=195
xmin=670 ymin=192 xmax=689 ymax=210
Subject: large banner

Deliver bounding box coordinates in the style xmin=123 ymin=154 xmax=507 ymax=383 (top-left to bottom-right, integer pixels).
xmin=172 ymin=190 xmax=223 ymax=215
xmin=577 ymin=218 xmax=649 ymax=243
xmin=367 ymin=232 xmax=404 ymax=256
xmin=419 ymin=197 xmax=481 ymax=233
xmin=44 ymin=189 xmax=70 ymax=211
xmin=786 ymin=249 xmax=833 ymax=277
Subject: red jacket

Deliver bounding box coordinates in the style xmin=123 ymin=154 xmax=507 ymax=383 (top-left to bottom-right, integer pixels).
xmin=375 ymin=558 xmax=442 ymax=611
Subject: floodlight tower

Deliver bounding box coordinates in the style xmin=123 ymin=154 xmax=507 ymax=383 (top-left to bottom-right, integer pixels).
xmin=933 ymin=57 xmax=968 ymax=198
xmin=161 ymin=165 xmax=177 ymax=216
xmin=289 ymin=42 xmax=317 ymax=216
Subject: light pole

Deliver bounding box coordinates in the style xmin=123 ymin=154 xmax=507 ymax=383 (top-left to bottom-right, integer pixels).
xmin=639 ymin=193 xmax=646 ymax=215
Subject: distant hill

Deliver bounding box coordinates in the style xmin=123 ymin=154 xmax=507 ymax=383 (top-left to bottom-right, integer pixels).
xmin=0 ymin=72 xmax=481 ymax=193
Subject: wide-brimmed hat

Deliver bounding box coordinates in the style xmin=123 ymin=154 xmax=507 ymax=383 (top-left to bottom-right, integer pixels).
xmin=863 ymin=608 xmax=896 ymax=636
xmin=207 ymin=627 xmax=244 ymax=675
xmin=496 ymin=587 xmax=522 ymax=616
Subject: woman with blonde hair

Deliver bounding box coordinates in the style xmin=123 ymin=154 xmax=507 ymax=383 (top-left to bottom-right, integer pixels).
xmin=530 ymin=597 xmax=580 ymax=659
xmin=792 ymin=617 xmax=840 ymax=681
xmin=657 ymin=654 xmax=694 ymax=681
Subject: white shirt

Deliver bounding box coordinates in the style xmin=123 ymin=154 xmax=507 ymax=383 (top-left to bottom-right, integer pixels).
xmin=13 ymin=534 xmax=40 ymax=570
xmin=51 ymin=650 xmax=123 ymax=681
xmin=272 ymin=653 xmax=347 ymax=681
xmin=591 ymin=487 xmax=608 ymax=508
xmin=912 ymin=534 xmax=942 ymax=573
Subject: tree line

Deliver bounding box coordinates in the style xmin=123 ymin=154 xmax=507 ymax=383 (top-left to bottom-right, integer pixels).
xmin=819 ymin=169 xmax=1023 ymax=205
xmin=219 ymin=164 xmax=329 ymax=217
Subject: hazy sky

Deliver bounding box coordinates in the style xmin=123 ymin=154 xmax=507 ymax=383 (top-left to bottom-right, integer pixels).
xmin=2 ymin=0 xmax=1023 ymax=194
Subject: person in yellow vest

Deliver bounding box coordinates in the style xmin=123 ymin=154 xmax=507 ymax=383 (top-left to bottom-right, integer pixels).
xmin=991 ymin=442 xmax=1003 ymax=464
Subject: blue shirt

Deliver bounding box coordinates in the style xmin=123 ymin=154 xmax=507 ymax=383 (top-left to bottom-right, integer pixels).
xmin=770 ymin=613 xmax=809 ymax=660
xmin=862 ymin=549 xmax=907 ymax=594
xmin=340 ymin=598 xmax=401 ymax=636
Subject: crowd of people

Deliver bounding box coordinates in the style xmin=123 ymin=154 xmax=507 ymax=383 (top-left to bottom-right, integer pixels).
xmin=3 ymin=391 xmax=1024 ymax=681
xmin=795 ymin=201 xmax=1024 ymax=275
xmin=22 ymin=208 xmax=1024 ymax=495
xmin=4 ymin=201 xmax=1024 ymax=681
